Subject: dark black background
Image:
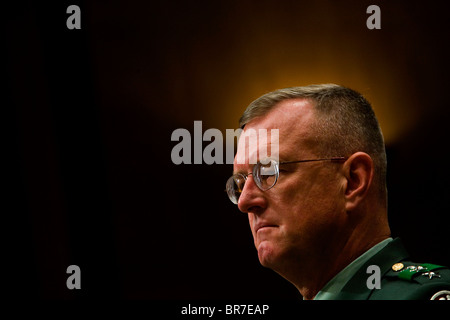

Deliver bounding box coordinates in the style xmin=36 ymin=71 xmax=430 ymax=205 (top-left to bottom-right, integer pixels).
xmin=5 ymin=0 xmax=450 ymax=300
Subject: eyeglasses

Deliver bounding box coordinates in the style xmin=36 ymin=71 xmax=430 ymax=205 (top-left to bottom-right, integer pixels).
xmin=226 ymin=157 xmax=347 ymax=205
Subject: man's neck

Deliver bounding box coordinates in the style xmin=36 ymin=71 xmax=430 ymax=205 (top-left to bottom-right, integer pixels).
xmin=290 ymin=233 xmax=391 ymax=300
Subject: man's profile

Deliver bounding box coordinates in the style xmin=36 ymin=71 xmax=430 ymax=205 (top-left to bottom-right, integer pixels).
xmin=226 ymin=84 xmax=450 ymax=300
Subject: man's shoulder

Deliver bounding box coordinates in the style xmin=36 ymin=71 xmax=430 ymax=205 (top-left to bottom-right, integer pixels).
xmin=369 ymin=260 xmax=450 ymax=300
xmin=336 ymin=238 xmax=450 ymax=300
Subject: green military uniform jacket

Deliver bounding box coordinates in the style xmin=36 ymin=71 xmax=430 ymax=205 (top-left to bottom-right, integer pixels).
xmin=316 ymin=238 xmax=450 ymax=300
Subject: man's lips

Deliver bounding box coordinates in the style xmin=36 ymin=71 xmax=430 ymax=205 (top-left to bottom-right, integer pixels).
xmin=255 ymin=223 xmax=278 ymax=233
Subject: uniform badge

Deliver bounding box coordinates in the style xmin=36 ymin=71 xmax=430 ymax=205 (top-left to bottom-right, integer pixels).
xmin=392 ymin=263 xmax=404 ymax=271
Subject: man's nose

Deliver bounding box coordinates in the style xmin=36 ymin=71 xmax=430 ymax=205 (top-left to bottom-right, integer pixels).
xmin=237 ymin=175 xmax=267 ymax=214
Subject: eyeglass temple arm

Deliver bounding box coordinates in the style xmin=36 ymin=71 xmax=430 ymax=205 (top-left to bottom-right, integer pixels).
xmin=280 ymin=157 xmax=348 ymax=165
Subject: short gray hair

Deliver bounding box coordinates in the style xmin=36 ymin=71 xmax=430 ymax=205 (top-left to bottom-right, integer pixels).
xmin=239 ymin=84 xmax=387 ymax=202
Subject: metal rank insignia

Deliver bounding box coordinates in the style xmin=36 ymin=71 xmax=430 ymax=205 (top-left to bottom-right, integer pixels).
xmin=406 ymin=265 xmax=427 ymax=272
xmin=422 ymin=271 xmax=441 ymax=279
xmin=394 ymin=262 xmax=445 ymax=281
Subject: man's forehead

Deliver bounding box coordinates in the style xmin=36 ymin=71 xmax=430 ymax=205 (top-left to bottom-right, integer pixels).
xmin=234 ymin=98 xmax=315 ymax=167
xmin=248 ymin=98 xmax=314 ymax=130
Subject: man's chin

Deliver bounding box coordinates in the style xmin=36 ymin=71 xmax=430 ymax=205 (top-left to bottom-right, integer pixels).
xmin=257 ymin=241 xmax=279 ymax=268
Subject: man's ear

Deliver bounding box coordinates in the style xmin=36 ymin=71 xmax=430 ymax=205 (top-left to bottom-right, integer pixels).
xmin=342 ymin=152 xmax=374 ymax=212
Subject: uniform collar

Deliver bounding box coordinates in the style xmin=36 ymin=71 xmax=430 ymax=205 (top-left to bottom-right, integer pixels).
xmin=314 ymin=238 xmax=393 ymax=300
xmin=313 ymin=238 xmax=412 ymax=300
xmin=324 ymin=237 xmax=409 ymax=300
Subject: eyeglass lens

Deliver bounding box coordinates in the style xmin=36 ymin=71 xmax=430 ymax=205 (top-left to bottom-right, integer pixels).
xmin=226 ymin=159 xmax=279 ymax=204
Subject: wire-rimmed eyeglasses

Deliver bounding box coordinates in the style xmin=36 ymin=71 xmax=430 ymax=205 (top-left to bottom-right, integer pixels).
xmin=226 ymin=157 xmax=347 ymax=205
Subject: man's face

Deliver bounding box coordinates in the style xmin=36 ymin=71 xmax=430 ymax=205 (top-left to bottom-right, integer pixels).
xmin=233 ymin=99 xmax=346 ymax=273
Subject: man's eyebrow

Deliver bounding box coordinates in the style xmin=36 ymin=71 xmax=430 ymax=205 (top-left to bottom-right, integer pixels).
xmin=233 ymin=162 xmax=259 ymax=174
xmin=233 ymin=167 xmax=250 ymax=175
